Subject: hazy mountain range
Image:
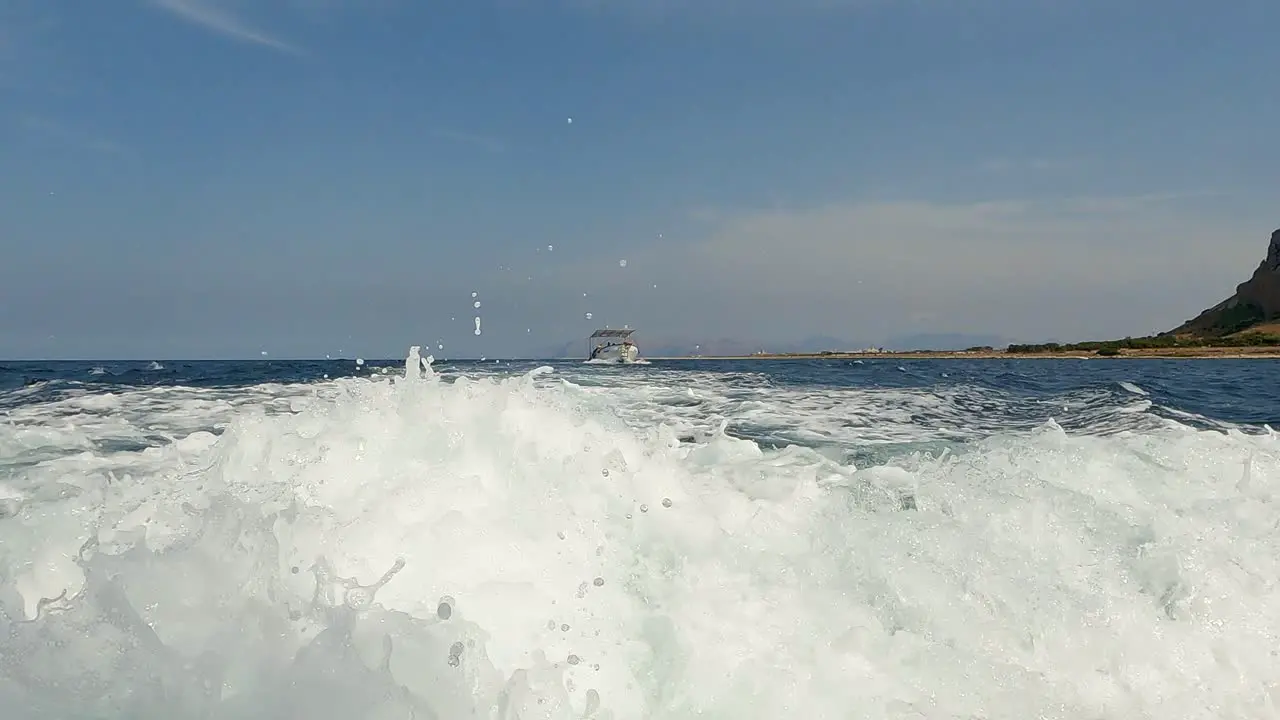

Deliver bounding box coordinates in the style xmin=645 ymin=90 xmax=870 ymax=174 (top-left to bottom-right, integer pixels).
xmin=534 ymin=332 xmax=1013 ymax=358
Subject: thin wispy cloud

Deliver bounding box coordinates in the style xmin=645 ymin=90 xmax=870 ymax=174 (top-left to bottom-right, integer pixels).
xmin=149 ymin=0 xmax=302 ymax=55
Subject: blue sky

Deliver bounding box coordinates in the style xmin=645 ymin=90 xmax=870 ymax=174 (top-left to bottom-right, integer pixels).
xmin=1 ymin=0 xmax=1277 ymax=359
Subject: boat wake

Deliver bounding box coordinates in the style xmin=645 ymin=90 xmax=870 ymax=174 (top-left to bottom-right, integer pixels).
xmin=582 ymin=357 xmax=651 ymax=366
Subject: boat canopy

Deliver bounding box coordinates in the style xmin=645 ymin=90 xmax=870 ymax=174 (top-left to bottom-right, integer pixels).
xmin=589 ymin=328 xmax=635 ymax=340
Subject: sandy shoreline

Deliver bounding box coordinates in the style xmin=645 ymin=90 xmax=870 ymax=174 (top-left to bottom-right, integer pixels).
xmin=647 ymin=347 xmax=1280 ymax=360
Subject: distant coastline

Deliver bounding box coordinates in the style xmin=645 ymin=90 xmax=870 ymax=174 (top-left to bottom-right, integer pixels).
xmin=654 ymin=227 xmax=1280 ymax=362
xmin=650 ymin=346 xmax=1280 ymax=360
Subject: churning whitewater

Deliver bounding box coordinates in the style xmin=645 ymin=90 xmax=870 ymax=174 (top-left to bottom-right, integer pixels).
xmin=1 ymin=351 xmax=1279 ymax=719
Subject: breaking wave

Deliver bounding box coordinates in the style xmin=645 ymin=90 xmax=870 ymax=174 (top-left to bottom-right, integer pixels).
xmin=1 ymin=352 xmax=1279 ymax=718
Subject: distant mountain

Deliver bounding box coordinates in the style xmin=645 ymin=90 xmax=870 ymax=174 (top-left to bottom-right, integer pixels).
xmin=534 ymin=339 xmax=587 ymax=359
xmin=536 ymin=330 xmax=1025 ymax=358
xmin=533 ymin=334 xmax=871 ymax=359
xmin=781 ymin=335 xmax=858 ymax=352
xmin=1167 ymin=228 xmax=1280 ymax=337
xmin=646 ymin=338 xmax=761 ymax=357
xmin=883 ymin=333 xmax=1009 ymax=351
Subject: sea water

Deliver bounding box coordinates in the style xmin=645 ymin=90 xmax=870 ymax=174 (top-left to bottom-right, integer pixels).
xmin=1 ymin=355 xmax=1278 ymax=719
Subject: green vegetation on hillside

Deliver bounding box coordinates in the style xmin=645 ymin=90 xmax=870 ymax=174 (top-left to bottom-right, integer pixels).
xmin=1006 ymin=331 xmax=1280 ymax=354
xmin=1188 ymin=302 xmax=1268 ymax=336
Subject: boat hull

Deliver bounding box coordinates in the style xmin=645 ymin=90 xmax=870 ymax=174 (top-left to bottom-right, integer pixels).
xmin=586 ymin=343 xmax=643 ymax=364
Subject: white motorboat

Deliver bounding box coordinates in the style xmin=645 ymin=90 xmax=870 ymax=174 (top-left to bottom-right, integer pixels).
xmin=585 ymin=327 xmax=646 ymax=364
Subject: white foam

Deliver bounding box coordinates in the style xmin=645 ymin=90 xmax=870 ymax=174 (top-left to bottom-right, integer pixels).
xmin=556 ymin=366 xmax=1175 ymax=454
xmin=0 ymin=352 xmax=1278 ymax=718
xmin=1120 ymin=381 xmax=1148 ymax=396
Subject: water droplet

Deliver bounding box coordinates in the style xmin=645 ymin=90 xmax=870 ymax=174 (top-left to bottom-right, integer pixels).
xmin=344 ymin=587 xmax=372 ymax=610
xmin=474 ymin=317 xmax=482 ymax=335
xmin=547 ymin=244 xmax=554 ymax=251
xmin=600 ymin=468 xmax=609 ymax=477
xmin=473 ymin=300 xmax=481 ymax=309
xmin=561 ymin=623 xmax=570 ymax=632
xmin=567 ymin=654 xmax=581 ymax=665
xmin=662 ymin=497 xmax=672 ymax=508
xmin=593 ymin=577 xmax=604 ymax=587
xmin=618 ymin=259 xmax=627 ymax=267
xmin=471 ymin=291 xmax=478 ymax=297
xmin=547 ymin=619 xmax=557 ymax=630
xmin=585 ymin=312 xmax=593 ymax=320
xmin=640 ymin=504 xmax=648 ymax=513
xmin=567 ymin=117 xmax=573 ymax=123
xmin=437 ymin=598 xmax=453 ymax=620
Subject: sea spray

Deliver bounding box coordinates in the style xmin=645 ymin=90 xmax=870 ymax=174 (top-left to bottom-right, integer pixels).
xmin=0 ymin=350 xmax=1278 ymax=718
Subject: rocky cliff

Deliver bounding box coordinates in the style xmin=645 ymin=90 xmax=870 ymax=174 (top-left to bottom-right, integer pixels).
xmin=1168 ymin=228 xmax=1280 ymax=337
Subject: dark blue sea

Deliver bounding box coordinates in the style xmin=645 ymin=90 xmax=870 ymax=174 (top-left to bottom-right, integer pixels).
xmin=1 ymin=354 xmax=1278 ymax=718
